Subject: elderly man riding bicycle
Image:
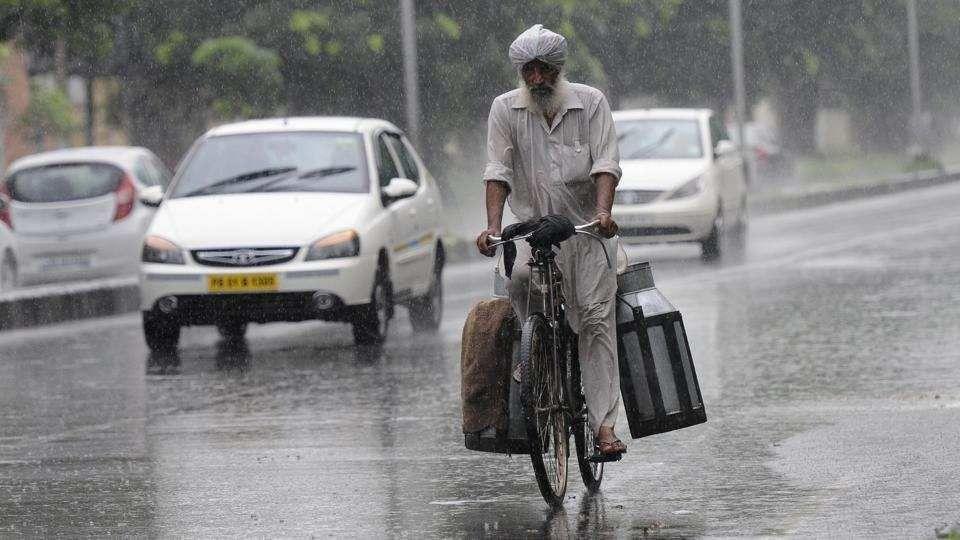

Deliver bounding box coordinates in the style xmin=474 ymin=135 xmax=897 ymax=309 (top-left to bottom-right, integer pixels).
xmin=476 ymin=24 xmax=626 ymax=459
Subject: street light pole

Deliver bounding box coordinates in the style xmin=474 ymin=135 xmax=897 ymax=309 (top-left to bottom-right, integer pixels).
xmin=729 ymin=0 xmax=749 ymax=183
xmin=906 ymin=0 xmax=924 ymax=157
xmin=400 ymin=0 xmax=420 ymax=145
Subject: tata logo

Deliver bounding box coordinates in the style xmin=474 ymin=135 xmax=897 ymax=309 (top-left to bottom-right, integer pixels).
xmin=231 ymin=250 xmax=258 ymax=265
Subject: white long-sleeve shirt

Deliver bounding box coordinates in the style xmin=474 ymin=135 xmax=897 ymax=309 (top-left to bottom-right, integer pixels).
xmin=482 ymin=82 xmax=622 ymax=224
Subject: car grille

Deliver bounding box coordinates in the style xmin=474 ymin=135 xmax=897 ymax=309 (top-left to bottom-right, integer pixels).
xmin=615 ymin=190 xmax=663 ymax=205
xmin=192 ymin=247 xmax=299 ymax=267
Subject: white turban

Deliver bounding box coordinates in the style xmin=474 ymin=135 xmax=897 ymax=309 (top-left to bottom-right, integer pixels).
xmin=508 ymin=24 xmax=567 ymax=71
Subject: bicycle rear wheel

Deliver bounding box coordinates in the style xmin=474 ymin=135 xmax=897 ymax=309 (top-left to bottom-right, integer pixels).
xmin=520 ymin=313 xmax=569 ymax=508
xmin=568 ymin=340 xmax=604 ymax=492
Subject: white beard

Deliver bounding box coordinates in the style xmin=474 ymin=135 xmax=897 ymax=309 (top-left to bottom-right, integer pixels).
xmin=520 ymin=74 xmax=569 ymax=118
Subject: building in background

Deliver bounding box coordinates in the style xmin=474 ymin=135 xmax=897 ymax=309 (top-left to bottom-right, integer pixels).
xmin=1 ymin=44 xmax=32 ymax=168
xmin=0 ymin=42 xmax=128 ymax=170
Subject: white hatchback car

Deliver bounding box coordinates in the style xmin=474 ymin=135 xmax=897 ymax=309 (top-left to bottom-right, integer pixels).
xmin=612 ymin=109 xmax=748 ymax=259
xmin=1 ymin=147 xmax=168 ymax=285
xmin=140 ymin=117 xmax=445 ymax=350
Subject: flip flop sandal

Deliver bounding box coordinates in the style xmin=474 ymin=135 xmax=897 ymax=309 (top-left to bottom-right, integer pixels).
xmin=589 ymin=439 xmax=627 ymax=463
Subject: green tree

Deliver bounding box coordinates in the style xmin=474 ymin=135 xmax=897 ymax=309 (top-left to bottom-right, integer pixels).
xmin=20 ymin=83 xmax=77 ymax=147
xmin=191 ymin=36 xmax=282 ymax=119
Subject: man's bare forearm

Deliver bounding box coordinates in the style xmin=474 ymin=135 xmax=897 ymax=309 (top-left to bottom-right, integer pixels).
xmin=594 ymin=173 xmax=617 ymax=215
xmin=484 ymin=180 xmax=510 ymax=231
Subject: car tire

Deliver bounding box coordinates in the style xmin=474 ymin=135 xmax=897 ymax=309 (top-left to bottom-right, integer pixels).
xmin=352 ymin=262 xmax=393 ymax=345
xmin=143 ymin=311 xmax=180 ymax=352
xmin=409 ymin=247 xmax=444 ymax=333
xmin=216 ymin=320 xmax=248 ymax=341
xmin=0 ymin=253 xmax=16 ymax=292
xmin=700 ymin=208 xmax=723 ymax=261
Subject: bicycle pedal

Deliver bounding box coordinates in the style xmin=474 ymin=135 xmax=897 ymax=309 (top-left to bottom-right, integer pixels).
xmin=588 ymin=452 xmax=623 ymax=463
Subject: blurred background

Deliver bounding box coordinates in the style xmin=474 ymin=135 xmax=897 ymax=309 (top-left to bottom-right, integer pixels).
xmin=0 ymin=0 xmax=957 ymax=236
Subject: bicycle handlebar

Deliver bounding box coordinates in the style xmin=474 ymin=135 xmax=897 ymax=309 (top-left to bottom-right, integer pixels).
xmin=487 ymin=220 xmax=612 ymax=269
xmin=487 ymin=220 xmax=598 ymax=245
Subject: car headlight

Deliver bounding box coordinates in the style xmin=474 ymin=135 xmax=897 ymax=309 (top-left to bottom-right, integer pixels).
xmin=305 ymin=230 xmax=360 ymax=261
xmin=142 ymin=235 xmax=185 ymax=264
xmin=667 ymin=175 xmax=706 ymax=200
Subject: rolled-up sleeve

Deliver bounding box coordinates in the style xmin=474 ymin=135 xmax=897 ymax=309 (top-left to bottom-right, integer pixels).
xmin=588 ymin=94 xmax=621 ymax=182
xmin=482 ymin=98 xmax=514 ymax=190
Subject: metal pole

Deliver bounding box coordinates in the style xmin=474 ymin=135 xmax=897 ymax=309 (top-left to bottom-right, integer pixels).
xmin=729 ymin=0 xmax=749 ymax=183
xmin=400 ymin=0 xmax=420 ymax=145
xmin=85 ymin=77 xmax=95 ymax=146
xmin=906 ymin=0 xmax=923 ymax=156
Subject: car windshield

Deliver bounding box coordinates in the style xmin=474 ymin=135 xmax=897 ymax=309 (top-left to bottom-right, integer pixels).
xmin=7 ymin=162 xmax=123 ymax=203
xmin=616 ymin=119 xmax=703 ymax=159
xmin=170 ymin=131 xmax=368 ymax=198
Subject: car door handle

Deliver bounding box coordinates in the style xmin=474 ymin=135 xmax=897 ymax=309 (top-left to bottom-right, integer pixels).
xmin=408 ymin=209 xmax=417 ymax=216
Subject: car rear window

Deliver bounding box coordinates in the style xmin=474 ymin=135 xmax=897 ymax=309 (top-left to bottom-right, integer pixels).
xmin=7 ymin=163 xmax=123 ymax=203
xmin=171 ymin=131 xmax=369 ymax=198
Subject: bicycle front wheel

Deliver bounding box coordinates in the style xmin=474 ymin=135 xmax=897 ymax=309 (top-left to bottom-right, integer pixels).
xmin=569 ymin=345 xmax=604 ymax=493
xmin=520 ymin=313 xmax=569 ymax=508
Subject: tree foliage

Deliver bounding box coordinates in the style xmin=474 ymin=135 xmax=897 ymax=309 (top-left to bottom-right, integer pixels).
xmin=20 ymin=83 xmax=77 ymax=140
xmin=191 ymin=36 xmax=282 ymax=119
xmin=4 ymin=0 xmax=960 ymax=163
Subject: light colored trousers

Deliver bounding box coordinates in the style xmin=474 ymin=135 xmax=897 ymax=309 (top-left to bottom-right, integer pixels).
xmin=500 ymin=234 xmax=621 ymax=433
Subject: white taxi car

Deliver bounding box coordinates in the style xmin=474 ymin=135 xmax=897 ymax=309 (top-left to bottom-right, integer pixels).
xmin=140 ymin=117 xmax=445 ymax=350
xmin=612 ymin=109 xmax=748 ymax=259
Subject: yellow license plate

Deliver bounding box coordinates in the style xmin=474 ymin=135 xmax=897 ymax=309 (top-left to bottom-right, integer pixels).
xmin=207 ymin=273 xmax=279 ymax=293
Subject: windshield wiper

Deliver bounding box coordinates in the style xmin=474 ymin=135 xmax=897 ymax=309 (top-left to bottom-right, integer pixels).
xmin=626 ymin=129 xmax=676 ymax=159
xmin=247 ymin=166 xmax=358 ymax=193
xmin=297 ymin=166 xmax=357 ymax=179
xmin=178 ymin=166 xmax=298 ymax=197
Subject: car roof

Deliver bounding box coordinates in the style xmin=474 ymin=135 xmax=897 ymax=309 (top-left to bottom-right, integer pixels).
xmin=612 ymin=108 xmax=713 ymax=121
xmin=204 ymin=116 xmax=402 ymax=137
xmin=6 ymin=146 xmax=154 ymax=174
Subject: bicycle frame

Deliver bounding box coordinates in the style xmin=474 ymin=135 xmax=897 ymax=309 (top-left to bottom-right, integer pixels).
xmin=488 ymin=220 xmax=611 ymax=406
xmin=526 ymin=246 xmax=565 ymax=376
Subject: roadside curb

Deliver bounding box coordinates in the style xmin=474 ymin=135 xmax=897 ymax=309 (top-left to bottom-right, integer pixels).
xmin=0 ymin=277 xmax=139 ymax=332
xmin=749 ymin=167 xmax=960 ymax=216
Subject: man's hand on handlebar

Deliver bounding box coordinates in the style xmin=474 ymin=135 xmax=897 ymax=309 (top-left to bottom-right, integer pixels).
xmin=596 ymin=212 xmax=618 ymax=238
xmin=476 ymin=228 xmax=500 ymax=257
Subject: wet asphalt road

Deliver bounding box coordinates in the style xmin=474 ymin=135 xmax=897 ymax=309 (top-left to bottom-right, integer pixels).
xmin=2 ymin=182 xmax=960 ymax=537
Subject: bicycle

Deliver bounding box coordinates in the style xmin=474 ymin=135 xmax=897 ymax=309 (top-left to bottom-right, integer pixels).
xmin=488 ymin=219 xmax=613 ymax=508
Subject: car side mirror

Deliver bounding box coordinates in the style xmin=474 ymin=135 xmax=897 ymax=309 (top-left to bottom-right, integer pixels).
xmin=714 ymin=139 xmax=736 ymax=159
xmin=381 ymin=177 xmax=418 ymax=200
xmin=139 ymin=185 xmax=164 ymax=207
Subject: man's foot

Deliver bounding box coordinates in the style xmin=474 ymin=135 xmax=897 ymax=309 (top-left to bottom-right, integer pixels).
xmin=596 ymin=426 xmax=627 ymax=456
